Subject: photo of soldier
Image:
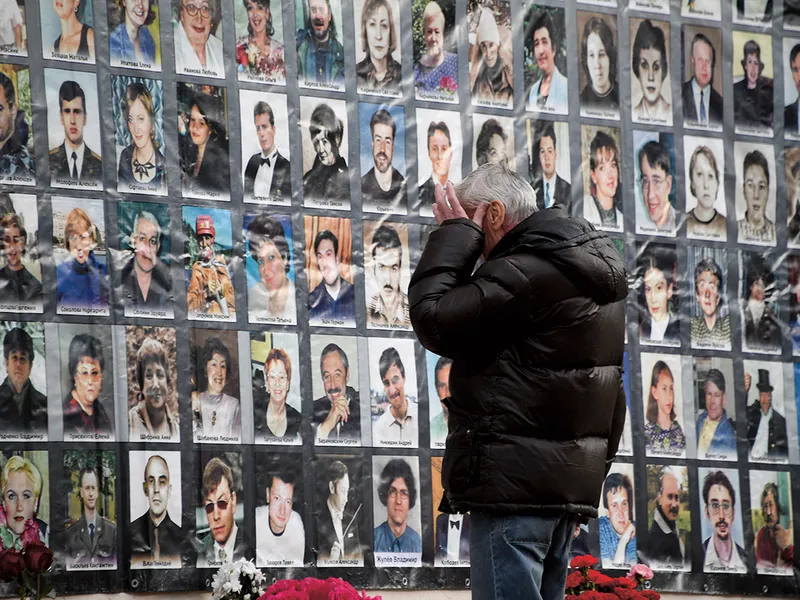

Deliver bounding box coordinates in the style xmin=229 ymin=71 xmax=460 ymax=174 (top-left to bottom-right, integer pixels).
xmin=698 ymin=468 xmax=747 ymax=574
xmin=369 ymin=337 xmax=419 ymax=448
xmin=364 ymin=221 xmax=410 ymax=330
xmin=244 ymin=212 xmax=296 ymax=324
xmin=0 ymin=195 xmax=42 ymax=311
xmin=311 ymin=335 xmax=362 ymax=445
xmin=354 ymin=0 xmax=402 ymax=97
xmin=0 ymin=323 xmax=46 ymax=441
xmin=527 ymin=120 xmax=570 ymax=211
xmin=255 ymin=454 xmax=306 ymax=566
xmin=250 ymin=332 xmax=301 ymax=444
xmin=432 ymin=456 xmax=470 ymax=567
xmin=743 ymin=362 xmax=788 ymax=463
xmin=684 ymin=137 xmax=726 ymax=241
xmin=0 ymin=66 xmax=34 ymax=185
xmin=359 ymin=103 xmax=407 ymax=215
xmin=750 ymin=471 xmax=793 ymax=575
xmin=316 ymin=455 xmax=364 ymax=566
xmin=681 ymin=27 xmax=723 ymax=131
xmin=739 ymin=251 xmax=781 ymax=355
xmin=694 ymin=357 xmax=736 ymax=461
xmin=689 ymin=247 xmax=731 ymax=350
xmin=413 ymin=0 xmax=458 ymax=102
xmin=467 ymin=0 xmax=512 ymax=109
xmin=190 ymin=329 xmax=241 ymax=444
xmin=304 ymin=216 xmax=356 ymax=328
xmin=295 ymin=0 xmax=345 ymax=90
xmin=732 ymin=32 xmax=774 ymax=136
xmin=643 ymin=465 xmax=690 ymax=571
xmin=300 ymin=98 xmax=349 ymax=210
xmin=240 ymin=91 xmax=291 ymax=205
xmin=524 ymin=7 xmax=567 ymax=115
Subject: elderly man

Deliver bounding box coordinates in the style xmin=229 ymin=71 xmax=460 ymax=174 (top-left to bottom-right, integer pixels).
xmin=0 ymin=327 xmax=46 ymax=437
xmin=313 ymin=344 xmax=361 ymax=442
xmin=367 ymin=224 xmax=409 ymax=328
xmin=296 ymin=0 xmax=344 ymax=85
xmin=65 ymin=467 xmax=117 ymax=567
xmin=409 ymin=162 xmax=627 ymax=599
xmin=645 ymin=468 xmax=687 ymax=568
xmin=744 ymin=369 xmax=788 ymax=461
xmin=198 ymin=457 xmax=248 ymax=567
xmin=755 ymin=482 xmax=794 ymax=570
xmin=120 ymin=210 xmax=172 ymax=313
xmin=187 ymin=214 xmax=235 ymax=318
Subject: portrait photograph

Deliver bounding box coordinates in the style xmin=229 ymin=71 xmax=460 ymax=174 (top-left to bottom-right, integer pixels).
xmin=195 ymin=452 xmax=248 ymax=568
xmin=295 ymin=0 xmax=345 ymax=91
xmin=689 ymin=246 xmax=731 ymax=351
xmin=472 ymin=113 xmax=514 ymax=172
xmin=0 ymin=451 xmax=50 ymax=548
xmin=300 ymin=97 xmax=349 ymax=210
xmin=581 ymin=124 xmax=622 ymax=232
xmin=416 ymin=107 xmax=462 ymax=218
xmin=178 ymin=82 xmax=230 ymax=201
xmin=310 ymin=335 xmax=365 ymax=446
xmin=44 ymin=69 xmax=101 ymax=191
xmin=787 ymin=254 xmax=800 ymax=354
xmin=58 ymin=323 xmax=115 ymax=442
xmin=125 ymin=326 xmax=179 ymax=443
xmin=128 ymin=450 xmax=186 ymax=569
xmin=734 ymin=141 xmax=776 ymax=247
xmin=0 ymin=66 xmax=33 ymax=187
xmin=244 ymin=212 xmax=296 ymax=325
xmin=786 ymin=40 xmax=800 ymax=140
xmin=733 ymin=0 xmax=771 ymax=26
xmin=359 ymin=102 xmax=408 ymax=215
xmin=468 ymin=0 xmax=512 ymax=109
xmin=643 ymin=465 xmax=690 ymax=571
xmin=0 ymin=0 xmax=27 ymax=57
xmin=742 ymin=360 xmax=789 ymax=464
xmin=190 ymin=328 xmax=241 ymax=444
xmin=354 ymin=0 xmax=402 ymax=97
xmin=681 ymin=0 xmax=720 ymax=20
xmin=640 ymin=352 xmax=686 ymax=458
xmin=750 ymin=471 xmax=793 ymax=576
xmin=526 ymin=119 xmax=570 ymax=211
xmin=684 ymin=136 xmax=726 ymax=242
xmin=0 ymin=322 xmax=46 ymax=441
xmin=40 ymin=0 xmax=96 ymax=63
xmin=634 ymin=131 xmax=677 ymax=238
xmin=255 ymin=452 xmax=307 ymax=567
xmin=364 ymin=220 xmax=410 ymax=331
xmin=303 ymin=215 xmax=356 ymax=329
xmin=697 ymin=467 xmax=746 ymax=574
xmin=636 ymin=243 xmax=679 ymax=349
xmin=112 ymin=76 xmax=166 ymax=197
xmin=234 ymin=0 xmax=286 ymax=84
xmin=52 ymin=196 xmax=108 ymax=316
xmin=107 ymin=0 xmax=162 ymax=70
xmin=597 ymin=462 xmax=636 ymax=569
xmin=681 ymin=26 xmax=723 ymax=132
xmin=787 ymin=147 xmax=800 ymax=247
xmin=240 ymin=90 xmax=291 ymax=206
xmin=739 ymin=251 xmax=781 ymax=355
xmin=427 ymin=351 xmax=450 ymax=450
xmin=732 ymin=31 xmax=774 ymax=137
xmin=182 ymin=205 xmax=236 ymax=322
xmin=0 ymin=194 xmax=43 ymax=313
xmin=115 ymin=201 xmax=173 ymax=319
xmin=693 ymin=357 xmax=736 ymax=461
xmin=577 ymin=12 xmax=619 ymax=120
xmin=368 ymin=336 xmax=419 ymax=448
xmin=524 ymin=6 xmax=567 ymax=115
xmin=630 ymin=19 xmax=672 ymax=125
xmin=63 ymin=450 xmax=117 ymax=570
xmin=172 ymin=0 xmax=224 ymax=78
xmin=315 ymin=454 xmax=364 ymax=567
xmin=372 ymin=455 xmax=422 ymax=566
xmin=432 ymin=456 xmax=469 ymax=567
xmin=412 ymin=0 xmax=458 ymax=103
xmin=249 ymin=331 xmax=302 ymax=444
xmin=617 ymin=351 xmax=633 ymax=456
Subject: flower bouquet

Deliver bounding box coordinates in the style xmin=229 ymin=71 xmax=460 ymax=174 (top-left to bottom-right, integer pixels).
xmin=565 ymin=556 xmax=660 ymax=600
xmin=211 ymin=559 xmax=266 ymax=600
xmin=0 ymin=541 xmax=55 ymax=600
xmin=259 ymin=577 xmax=382 ymax=600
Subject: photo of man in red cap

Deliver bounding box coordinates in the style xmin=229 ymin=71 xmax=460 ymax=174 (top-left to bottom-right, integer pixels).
xmin=187 ymin=213 xmax=236 ymax=319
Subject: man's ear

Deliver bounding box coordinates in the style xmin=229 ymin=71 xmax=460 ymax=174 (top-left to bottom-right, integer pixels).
xmin=487 ymin=200 xmax=506 ymax=229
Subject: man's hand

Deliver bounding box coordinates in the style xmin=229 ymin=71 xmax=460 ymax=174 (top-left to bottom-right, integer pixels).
xmin=330 ymin=541 xmax=342 ymax=561
xmin=744 ymin=372 xmax=751 ymax=393
xmin=775 ymin=524 xmax=791 ymax=550
xmin=432 ymin=181 xmax=489 ymax=227
xmin=319 ymin=397 xmax=350 ymax=438
xmin=207 ymin=277 xmax=219 ymax=297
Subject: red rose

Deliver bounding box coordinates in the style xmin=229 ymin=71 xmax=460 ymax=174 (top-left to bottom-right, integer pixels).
xmin=565 ymin=570 xmax=585 ymax=589
xmin=570 ymin=555 xmax=599 ymax=569
xmin=0 ymin=548 xmax=25 ymax=582
xmin=23 ymin=540 xmax=53 ymax=574
xmin=327 ymin=587 xmax=361 ymax=600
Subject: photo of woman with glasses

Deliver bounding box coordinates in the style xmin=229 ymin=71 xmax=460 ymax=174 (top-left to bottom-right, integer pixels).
xmin=172 ymin=0 xmax=224 ymax=78
xmin=253 ymin=348 xmax=300 ymax=443
xmin=62 ymin=332 xmax=114 ymax=440
xmin=55 ymin=205 xmax=108 ymax=312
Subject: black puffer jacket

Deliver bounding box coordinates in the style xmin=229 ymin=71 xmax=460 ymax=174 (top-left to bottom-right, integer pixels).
xmin=409 ymin=206 xmax=628 ymax=518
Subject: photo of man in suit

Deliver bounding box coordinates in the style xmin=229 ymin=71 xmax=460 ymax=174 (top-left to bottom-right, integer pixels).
xmin=49 ymin=80 xmax=102 ymax=187
xmin=65 ymin=466 xmax=117 ymax=568
xmin=435 ymin=511 xmax=470 ymax=563
xmin=786 ymin=43 xmax=800 ymax=135
xmin=317 ymin=460 xmax=362 ymax=563
xmin=243 ymin=101 xmax=291 ymax=203
xmin=197 ymin=457 xmax=248 ymax=567
xmin=683 ymin=33 xmax=722 ymax=128
xmin=534 ymin=122 xmax=570 ymax=210
xmin=313 ymin=343 xmax=361 ymax=442
xmin=0 ymin=327 xmax=46 ymax=438
xmin=745 ymin=369 xmax=788 ymax=462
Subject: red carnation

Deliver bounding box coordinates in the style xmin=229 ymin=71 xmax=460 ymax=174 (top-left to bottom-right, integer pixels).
xmin=570 ymin=555 xmax=599 ymax=569
xmin=0 ymin=548 xmax=25 ymax=582
xmin=565 ymin=570 xmax=585 ymax=589
xmin=640 ymin=591 xmax=661 ymax=600
xmin=613 ymin=587 xmax=646 ymax=600
xmin=610 ymin=577 xmax=637 ymax=589
xmin=263 ymin=580 xmax=302 ymax=596
xmin=587 ymin=570 xmax=615 ymax=587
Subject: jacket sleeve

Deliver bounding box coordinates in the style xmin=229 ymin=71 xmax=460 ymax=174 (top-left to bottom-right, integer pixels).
xmin=409 ymin=218 xmax=532 ymax=360
xmin=604 ymin=380 xmax=627 ymax=476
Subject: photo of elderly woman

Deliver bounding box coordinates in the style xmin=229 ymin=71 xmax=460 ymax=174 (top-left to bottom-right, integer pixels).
xmin=251 ymin=332 xmax=302 ymax=444
xmin=0 ymin=452 xmax=49 ymax=548
xmin=641 ymin=353 xmax=686 ymax=458
xmin=636 ymin=242 xmax=680 ymax=347
xmin=113 ymin=76 xmax=166 ymax=196
xmin=172 ymin=0 xmax=224 ymax=78
xmin=472 ymin=114 xmax=514 ymax=171
xmin=59 ymin=325 xmax=114 ymax=441
xmin=413 ymin=0 xmax=458 ymax=103
xmin=631 ymin=19 xmax=671 ymax=125
xmin=108 ymin=0 xmax=161 ymax=70
xmin=127 ymin=327 xmax=179 ymax=442
xmin=300 ymin=97 xmax=350 ymax=210
xmin=354 ymin=0 xmax=401 ymax=97
xmin=191 ymin=330 xmax=241 ymax=444
xmin=245 ymin=212 xmax=296 ymax=324
xmin=53 ymin=199 xmax=109 ymax=316
xmin=578 ymin=13 xmax=619 ymax=120
xmin=235 ymin=0 xmax=285 ymax=83
xmin=41 ymin=0 xmax=95 ymax=62
xmin=468 ymin=0 xmax=512 ymax=109
xmin=178 ymin=83 xmax=230 ymax=201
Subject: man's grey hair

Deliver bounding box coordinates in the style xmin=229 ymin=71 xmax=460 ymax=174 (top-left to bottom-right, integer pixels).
xmin=454 ymin=163 xmax=538 ymax=226
xmin=131 ymin=210 xmax=162 ymax=251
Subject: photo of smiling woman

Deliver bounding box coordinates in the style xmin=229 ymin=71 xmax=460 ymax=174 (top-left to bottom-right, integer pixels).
xmin=468 ymin=1 xmax=513 ymax=108
xmin=108 ymin=0 xmax=161 ymax=69
xmin=581 ymin=125 xmax=623 ymax=232
xmin=631 ymin=18 xmax=671 ymax=125
xmin=684 ymin=137 xmax=726 ymax=241
xmin=0 ymin=452 xmax=49 ymax=548
xmin=234 ymin=0 xmax=286 ymax=83
xmin=172 ymin=0 xmax=224 ymax=77
xmin=191 ymin=329 xmax=241 ymax=444
xmin=641 ymin=353 xmax=686 ymax=458
xmin=41 ymin=0 xmax=95 ymax=62
xmin=524 ymin=7 xmax=567 ymax=115
xmin=578 ymin=12 xmax=618 ymax=120
xmin=126 ymin=327 xmax=179 ymax=442
xmin=690 ymin=248 xmax=731 ymax=351
xmin=354 ymin=0 xmax=401 ymax=97
xmin=636 ymin=242 xmax=679 ymax=347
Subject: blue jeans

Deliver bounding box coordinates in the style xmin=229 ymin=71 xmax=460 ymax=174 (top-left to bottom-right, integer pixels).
xmin=470 ymin=511 xmax=577 ymax=600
